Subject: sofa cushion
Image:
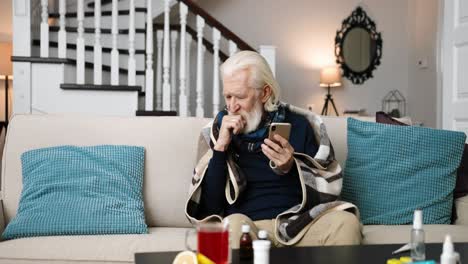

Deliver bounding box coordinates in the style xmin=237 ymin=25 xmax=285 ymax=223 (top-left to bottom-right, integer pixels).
xmin=375 ymin=111 xmax=468 ymax=223
xmin=362 ymin=224 xmax=468 ymax=244
xmin=455 ymin=144 xmax=468 ymax=198
xmin=2 ymin=145 xmax=148 ymax=240
xmin=342 ymin=118 xmax=466 ymax=225
xmin=376 ymin=111 xmax=468 ymax=200
xmin=375 ymin=111 xmax=409 ymax=126
xmin=320 ymin=116 xmax=375 ymax=167
xmin=455 ymin=195 xmax=468 ymax=225
xmin=0 ymin=227 xmax=192 ymax=264
xmin=2 ymin=115 xmax=212 ymax=229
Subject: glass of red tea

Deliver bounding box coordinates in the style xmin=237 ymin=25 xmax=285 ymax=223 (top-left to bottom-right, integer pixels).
xmin=186 ymin=221 xmax=229 ymax=264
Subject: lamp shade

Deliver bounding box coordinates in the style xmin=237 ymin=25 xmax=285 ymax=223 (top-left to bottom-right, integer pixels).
xmin=0 ymin=42 xmax=13 ymax=76
xmin=320 ymin=66 xmax=342 ymax=87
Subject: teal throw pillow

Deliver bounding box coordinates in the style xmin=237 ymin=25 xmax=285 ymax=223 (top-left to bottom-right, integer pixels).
xmin=3 ymin=145 xmax=148 ymax=240
xmin=342 ymin=118 xmax=466 ymax=225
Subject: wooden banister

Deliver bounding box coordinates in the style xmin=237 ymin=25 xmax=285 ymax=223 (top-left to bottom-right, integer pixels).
xmin=177 ymin=0 xmax=255 ymax=52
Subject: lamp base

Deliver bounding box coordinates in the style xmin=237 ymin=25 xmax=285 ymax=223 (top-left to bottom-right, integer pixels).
xmin=321 ymin=86 xmax=339 ymax=116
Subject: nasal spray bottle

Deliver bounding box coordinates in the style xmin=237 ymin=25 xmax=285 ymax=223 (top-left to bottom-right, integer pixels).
xmin=411 ymin=209 xmax=425 ymax=261
xmin=440 ymin=235 xmax=460 ymax=264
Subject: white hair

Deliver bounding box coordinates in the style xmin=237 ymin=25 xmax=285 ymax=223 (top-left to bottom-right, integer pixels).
xmin=220 ymin=51 xmax=280 ymax=112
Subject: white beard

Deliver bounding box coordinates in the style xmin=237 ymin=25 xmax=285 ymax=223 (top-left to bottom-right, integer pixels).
xmin=241 ymin=100 xmax=264 ymax=134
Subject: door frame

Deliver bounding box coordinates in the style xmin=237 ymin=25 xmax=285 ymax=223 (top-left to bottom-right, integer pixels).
xmin=436 ymin=0 xmax=444 ymax=129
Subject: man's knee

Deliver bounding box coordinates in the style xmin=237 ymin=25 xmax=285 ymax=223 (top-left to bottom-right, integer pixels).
xmin=299 ymin=210 xmax=362 ymax=246
xmin=225 ymin=214 xmax=255 ymax=249
xmin=322 ymin=210 xmax=362 ymax=245
xmin=226 ymin=213 xmax=252 ymax=223
xmin=225 ymin=213 xmax=254 ymax=232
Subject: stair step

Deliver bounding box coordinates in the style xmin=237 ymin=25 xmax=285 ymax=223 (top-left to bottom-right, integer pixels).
xmin=67 ymin=58 xmax=145 ymax=75
xmin=11 ymin=56 xmax=73 ymax=64
xmin=49 ymin=8 xmax=147 ymax=19
xmin=49 ymin=26 xmax=146 ymax=35
xmin=61 ymin=83 xmax=142 ymax=92
xmin=88 ymin=0 xmax=118 ymax=8
xmin=32 ymin=39 xmax=146 ymax=55
xmin=46 ymin=27 xmax=146 ymax=51
xmin=88 ymin=0 xmax=147 ymax=9
xmin=36 ymin=46 xmax=146 ymax=72
xmin=135 ymin=110 xmax=178 ymax=116
xmin=13 ymin=56 xmax=145 ymax=75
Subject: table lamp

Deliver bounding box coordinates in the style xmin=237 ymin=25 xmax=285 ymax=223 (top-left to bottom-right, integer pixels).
xmin=0 ymin=42 xmax=12 ymax=126
xmin=320 ymin=66 xmax=341 ymax=116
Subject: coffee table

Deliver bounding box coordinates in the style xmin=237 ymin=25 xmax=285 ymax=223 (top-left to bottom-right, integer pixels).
xmin=135 ymin=243 xmax=468 ymax=263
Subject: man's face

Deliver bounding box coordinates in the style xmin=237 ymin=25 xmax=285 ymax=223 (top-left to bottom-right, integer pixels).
xmin=222 ymin=69 xmax=264 ymax=133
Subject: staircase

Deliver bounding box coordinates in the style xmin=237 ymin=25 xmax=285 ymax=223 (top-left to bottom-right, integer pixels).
xmin=11 ymin=0 xmax=276 ymax=118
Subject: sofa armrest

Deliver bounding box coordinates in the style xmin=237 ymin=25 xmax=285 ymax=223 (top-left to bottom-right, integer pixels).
xmin=455 ymin=195 xmax=468 ymax=225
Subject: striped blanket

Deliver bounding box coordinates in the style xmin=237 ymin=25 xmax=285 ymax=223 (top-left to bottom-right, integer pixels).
xmin=184 ymin=103 xmax=359 ymax=245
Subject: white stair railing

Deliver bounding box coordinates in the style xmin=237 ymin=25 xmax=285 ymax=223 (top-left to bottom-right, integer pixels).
xmin=31 ymin=0 xmax=274 ymax=117
xmin=170 ymin=30 xmax=178 ymax=111
xmin=156 ymin=30 xmax=163 ymax=110
xmin=229 ymin=40 xmax=238 ymax=56
xmin=178 ymin=2 xmax=188 ymax=117
xmin=76 ymin=0 xmax=85 ymax=84
xmin=195 ymin=15 xmax=205 ymax=118
xmin=128 ymin=0 xmax=136 ymax=86
xmin=185 ymin=34 xmax=192 ymax=116
xmin=145 ymin=0 xmax=154 ymax=111
xmin=94 ymin=0 xmax=102 ymax=85
xmin=212 ymin=28 xmax=221 ymax=117
xmin=148 ymin=0 xmax=272 ymax=117
xmin=162 ymin=0 xmax=171 ymax=111
xmin=151 ymin=3 xmax=268 ymax=117
xmin=58 ymin=0 xmax=66 ymax=58
xmin=40 ymin=0 xmax=49 ymax=57
xmin=110 ymin=0 xmax=119 ymax=85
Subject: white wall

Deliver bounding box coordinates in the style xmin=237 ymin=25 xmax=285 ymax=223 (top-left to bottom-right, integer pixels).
xmin=407 ymin=0 xmax=439 ymax=128
xmin=195 ymin=0 xmax=439 ymax=126
xmin=0 ymin=0 xmax=12 ymax=42
xmin=0 ymin=0 xmax=12 ymax=121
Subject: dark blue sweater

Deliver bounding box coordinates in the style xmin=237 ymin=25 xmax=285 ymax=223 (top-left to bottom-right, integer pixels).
xmin=198 ymin=111 xmax=319 ymax=221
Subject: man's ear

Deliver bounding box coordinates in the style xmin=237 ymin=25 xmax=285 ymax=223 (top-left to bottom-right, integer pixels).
xmin=260 ymin=85 xmax=272 ymax=103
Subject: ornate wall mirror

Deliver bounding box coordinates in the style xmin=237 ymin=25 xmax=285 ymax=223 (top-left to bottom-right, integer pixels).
xmin=335 ymin=7 xmax=383 ymax=84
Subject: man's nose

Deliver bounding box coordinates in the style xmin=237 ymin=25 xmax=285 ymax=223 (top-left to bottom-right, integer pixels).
xmin=229 ymin=100 xmax=240 ymax=113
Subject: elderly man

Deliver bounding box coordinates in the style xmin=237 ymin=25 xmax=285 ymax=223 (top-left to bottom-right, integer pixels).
xmin=185 ymin=51 xmax=361 ymax=247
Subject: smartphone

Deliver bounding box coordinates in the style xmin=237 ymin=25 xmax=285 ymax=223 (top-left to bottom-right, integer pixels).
xmin=268 ymin=122 xmax=291 ymax=143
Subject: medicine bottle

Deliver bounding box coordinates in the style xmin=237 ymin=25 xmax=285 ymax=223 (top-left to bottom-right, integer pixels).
xmin=239 ymin=224 xmax=253 ymax=260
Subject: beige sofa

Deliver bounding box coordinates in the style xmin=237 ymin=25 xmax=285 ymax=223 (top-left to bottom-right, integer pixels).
xmin=0 ymin=114 xmax=467 ymax=263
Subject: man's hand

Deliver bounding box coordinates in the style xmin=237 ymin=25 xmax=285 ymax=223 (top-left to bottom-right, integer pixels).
xmin=214 ymin=115 xmax=246 ymax=152
xmin=261 ymin=134 xmax=295 ymax=174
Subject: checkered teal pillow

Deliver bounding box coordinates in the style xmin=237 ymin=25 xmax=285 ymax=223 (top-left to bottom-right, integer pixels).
xmin=342 ymin=118 xmax=466 ymax=225
xmin=2 ymin=145 xmax=148 ymax=240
